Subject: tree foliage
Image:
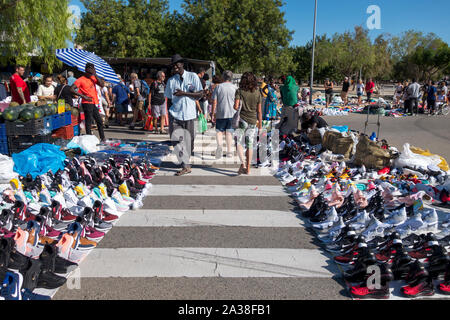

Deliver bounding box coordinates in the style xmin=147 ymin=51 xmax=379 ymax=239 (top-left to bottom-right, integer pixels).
xmin=174 ymin=0 xmax=294 ymax=74
xmin=289 ymin=27 xmax=448 ymax=83
xmin=0 ymin=0 xmax=72 ymax=71
xmin=390 ymin=31 xmax=450 ymax=81
xmin=75 ymin=0 xmax=169 ymax=58
xmin=75 ymin=0 xmax=294 ymax=74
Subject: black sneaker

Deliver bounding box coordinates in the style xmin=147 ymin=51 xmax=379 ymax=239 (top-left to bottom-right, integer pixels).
xmin=304 ymin=193 xmax=326 ymax=218
xmin=426 ymin=245 xmax=450 ymax=279
xmin=39 ymin=244 xmax=78 ymax=274
xmin=20 ymin=258 xmax=42 ymax=291
xmin=0 ymin=237 xmax=13 ymax=269
xmin=391 ymin=248 xmax=415 ymax=280
xmin=36 ymin=269 xmax=67 ymax=289
xmin=402 ymin=233 xmax=422 ymax=250
xmin=344 ymin=253 xmax=378 ymax=283
xmin=342 ymin=207 xmax=358 ymax=223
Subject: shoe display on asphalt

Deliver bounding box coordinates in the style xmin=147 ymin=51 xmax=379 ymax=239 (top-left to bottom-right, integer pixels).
xmin=270 ymin=130 xmax=450 ymax=300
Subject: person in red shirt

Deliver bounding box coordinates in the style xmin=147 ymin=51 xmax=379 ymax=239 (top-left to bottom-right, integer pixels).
xmin=10 ymin=65 xmax=31 ymax=105
xmin=70 ymin=63 xmax=106 ymax=142
xmin=365 ymin=78 xmax=375 ymax=103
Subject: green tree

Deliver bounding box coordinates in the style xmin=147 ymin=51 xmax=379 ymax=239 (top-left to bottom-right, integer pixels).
xmin=290 ymin=45 xmax=311 ymax=84
xmin=178 ymin=0 xmax=294 ymax=74
xmin=370 ymin=35 xmax=393 ymax=81
xmin=391 ymin=31 xmax=450 ymax=81
xmin=0 ymin=0 xmax=72 ymax=70
xmin=75 ymin=0 xmax=169 ymax=58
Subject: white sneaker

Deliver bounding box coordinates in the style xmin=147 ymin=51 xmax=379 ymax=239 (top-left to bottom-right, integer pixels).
xmin=52 ymin=192 xmax=67 ymax=208
xmin=344 ymin=184 xmax=357 ymax=198
xmin=77 ymin=196 xmax=94 ymax=208
xmin=384 ymin=207 xmax=407 ymax=227
xmin=397 ymin=226 xmax=412 ymax=239
xmin=349 ymin=210 xmax=370 ymax=230
xmin=436 ymin=228 xmax=450 ymax=240
xmin=318 ymin=216 xmax=345 ymax=243
xmin=395 ymin=213 xmax=424 ymax=233
xmin=422 ymin=208 xmax=438 ymax=230
xmin=64 ymin=189 xmax=79 ymax=208
xmin=362 ymin=214 xmax=388 ymax=241
xmin=311 ymin=207 xmax=339 ymax=231
xmin=280 ymin=174 xmax=295 ymax=185
xmin=442 ymin=217 xmax=450 ymax=229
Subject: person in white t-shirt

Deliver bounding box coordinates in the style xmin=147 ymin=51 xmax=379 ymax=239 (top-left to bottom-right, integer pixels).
xmin=394 ymin=82 xmax=403 ymax=106
xmin=37 ymin=74 xmax=56 ymax=102
xmin=356 ymin=79 xmax=364 ymax=106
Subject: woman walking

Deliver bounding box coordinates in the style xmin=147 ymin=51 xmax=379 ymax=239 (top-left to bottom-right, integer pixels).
xmin=356 ymin=79 xmax=364 ymax=106
xmin=324 ymin=78 xmax=334 ymax=108
xmin=263 ymin=77 xmax=278 ymax=120
xmin=394 ymin=81 xmax=403 ymax=106
xmin=234 ymin=72 xmax=262 ymax=175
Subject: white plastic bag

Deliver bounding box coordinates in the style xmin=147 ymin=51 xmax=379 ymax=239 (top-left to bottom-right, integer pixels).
xmin=0 ymin=154 xmax=18 ymax=182
xmin=68 ymin=135 xmax=100 ymax=154
xmin=394 ymin=143 xmax=442 ymax=171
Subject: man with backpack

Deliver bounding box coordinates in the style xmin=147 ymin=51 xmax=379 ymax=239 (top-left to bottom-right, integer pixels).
xmin=112 ymin=74 xmax=130 ymax=126
xmin=129 ymin=72 xmax=150 ymax=130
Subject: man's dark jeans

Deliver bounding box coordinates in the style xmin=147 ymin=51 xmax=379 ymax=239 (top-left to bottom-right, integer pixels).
xmin=82 ymin=103 xmax=105 ymax=140
xmin=405 ymin=98 xmax=419 ymax=115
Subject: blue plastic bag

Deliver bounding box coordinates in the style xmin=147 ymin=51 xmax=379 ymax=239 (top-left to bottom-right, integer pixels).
xmin=331 ymin=125 xmax=349 ymax=133
xmin=12 ymin=143 xmax=66 ymax=178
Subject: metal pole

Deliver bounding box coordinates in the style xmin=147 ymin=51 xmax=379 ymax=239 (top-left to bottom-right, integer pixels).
xmin=309 ymin=0 xmax=318 ymax=105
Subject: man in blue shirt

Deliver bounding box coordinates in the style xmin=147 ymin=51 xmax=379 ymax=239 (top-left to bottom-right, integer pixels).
xmin=112 ymin=74 xmax=130 ymax=126
xmin=427 ymin=80 xmax=437 ymax=115
xmin=165 ymin=54 xmax=204 ymax=176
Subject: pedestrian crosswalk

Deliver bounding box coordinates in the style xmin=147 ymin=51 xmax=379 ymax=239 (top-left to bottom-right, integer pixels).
xmin=53 ymin=128 xmax=348 ymax=300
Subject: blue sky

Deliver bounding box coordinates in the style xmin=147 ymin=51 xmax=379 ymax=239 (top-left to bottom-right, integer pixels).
xmin=69 ymin=0 xmax=450 ymax=46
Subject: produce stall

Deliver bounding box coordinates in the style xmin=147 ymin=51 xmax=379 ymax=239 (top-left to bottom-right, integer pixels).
xmin=0 ymin=100 xmax=79 ymax=156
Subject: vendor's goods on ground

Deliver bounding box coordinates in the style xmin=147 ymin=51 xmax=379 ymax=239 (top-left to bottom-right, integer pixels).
xmin=0 ymin=138 xmax=169 ymax=300
xmin=274 ymin=125 xmax=450 ymax=300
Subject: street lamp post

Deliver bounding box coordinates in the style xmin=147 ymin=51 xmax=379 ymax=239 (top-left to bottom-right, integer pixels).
xmin=309 ymin=0 xmax=318 ymax=105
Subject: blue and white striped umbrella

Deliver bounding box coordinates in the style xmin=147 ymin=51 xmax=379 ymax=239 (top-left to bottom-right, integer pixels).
xmin=55 ymin=48 xmax=120 ymax=84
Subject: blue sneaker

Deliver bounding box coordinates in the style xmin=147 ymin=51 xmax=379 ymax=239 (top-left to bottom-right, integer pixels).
xmin=1 ymin=271 xmax=23 ymax=300
xmin=21 ymin=288 xmax=51 ymax=300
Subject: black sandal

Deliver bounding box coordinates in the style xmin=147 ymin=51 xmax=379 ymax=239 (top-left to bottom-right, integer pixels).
xmin=175 ymin=168 xmax=192 ymax=176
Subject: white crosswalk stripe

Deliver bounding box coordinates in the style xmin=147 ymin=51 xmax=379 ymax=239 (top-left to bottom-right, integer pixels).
xmin=149 ymin=185 xmax=286 ymax=197
xmin=71 ymin=248 xmax=337 ymax=278
xmin=114 ymin=209 xmax=305 ymax=227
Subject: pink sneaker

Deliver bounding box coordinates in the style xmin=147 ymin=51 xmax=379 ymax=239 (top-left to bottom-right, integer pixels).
xmin=39 ymin=224 xmax=62 ymax=240
xmin=325 ymin=180 xmax=333 ymax=191
xmin=355 ymin=189 xmax=369 ymax=208
xmin=0 ymin=227 xmax=16 ymax=238
xmin=328 ymin=185 xmax=344 ymax=208
xmin=367 ymin=181 xmax=376 ymax=191
xmin=85 ymin=226 xmax=105 ymax=241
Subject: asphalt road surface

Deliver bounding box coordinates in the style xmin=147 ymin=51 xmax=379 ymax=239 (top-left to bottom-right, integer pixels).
xmin=324 ymin=113 xmax=450 ymax=160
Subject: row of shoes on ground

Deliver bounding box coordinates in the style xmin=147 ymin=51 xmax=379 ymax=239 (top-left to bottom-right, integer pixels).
xmin=275 ymin=133 xmax=450 ymax=299
xmin=331 ymin=232 xmax=450 ymax=298
xmin=0 ymin=155 xmax=160 ymax=299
